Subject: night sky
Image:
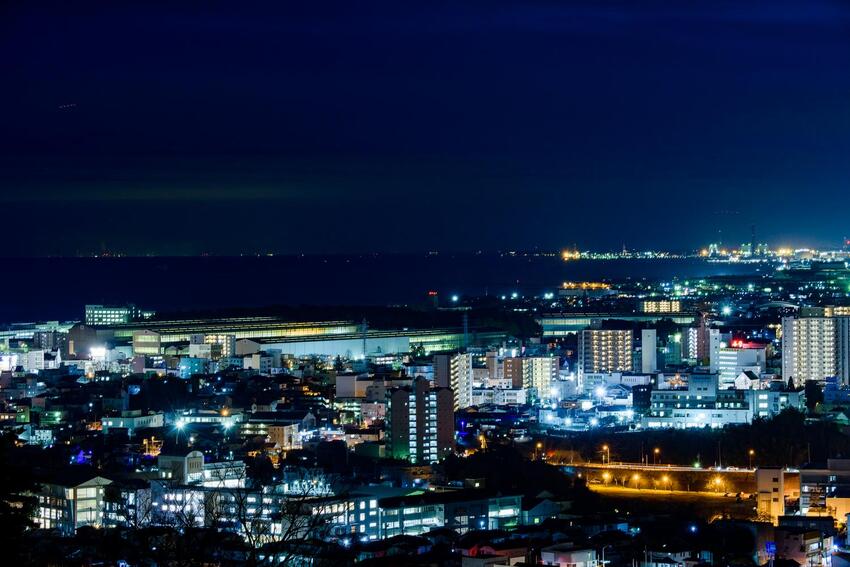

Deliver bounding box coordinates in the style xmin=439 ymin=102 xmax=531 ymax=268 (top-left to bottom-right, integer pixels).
xmin=3 ymin=1 xmax=850 ymax=255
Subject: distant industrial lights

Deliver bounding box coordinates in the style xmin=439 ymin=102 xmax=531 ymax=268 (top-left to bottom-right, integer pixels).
xmin=451 ymin=295 xmax=459 ymax=302
xmin=511 ymin=292 xmax=518 ymax=299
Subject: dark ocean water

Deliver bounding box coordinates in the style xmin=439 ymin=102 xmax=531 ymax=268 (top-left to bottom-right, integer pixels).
xmin=4 ymin=255 xmax=765 ymax=323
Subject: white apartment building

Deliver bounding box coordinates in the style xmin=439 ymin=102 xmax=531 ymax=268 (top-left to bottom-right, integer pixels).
xmin=522 ymin=356 xmax=559 ymax=396
xmin=450 ymin=352 xmax=474 ymax=410
xmin=782 ymin=316 xmax=850 ymax=385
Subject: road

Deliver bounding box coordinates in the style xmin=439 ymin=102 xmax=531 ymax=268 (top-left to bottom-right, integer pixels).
xmin=588 ymin=484 xmax=758 ymax=520
xmin=562 ymin=461 xmax=757 ymax=473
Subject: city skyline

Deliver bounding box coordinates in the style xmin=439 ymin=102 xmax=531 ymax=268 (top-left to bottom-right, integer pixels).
xmin=3 ymin=1 xmax=850 ymax=255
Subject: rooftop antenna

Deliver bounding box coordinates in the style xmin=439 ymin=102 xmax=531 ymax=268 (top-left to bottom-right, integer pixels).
xmin=361 ymin=318 xmax=368 ymax=359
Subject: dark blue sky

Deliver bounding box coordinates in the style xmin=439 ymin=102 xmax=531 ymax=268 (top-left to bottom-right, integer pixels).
xmin=2 ymin=1 xmax=849 ymax=255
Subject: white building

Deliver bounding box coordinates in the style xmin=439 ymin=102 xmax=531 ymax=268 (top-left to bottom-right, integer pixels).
xmin=643 ymin=373 xmax=804 ymax=429
xmin=582 ymin=372 xmax=651 ymax=396
xmin=132 ymin=330 xmax=161 ymax=356
xmin=641 ymin=329 xmax=657 ymax=373
xmin=782 ymin=315 xmax=850 ymax=385
xmin=718 ymin=347 xmax=766 ymax=389
xmin=450 ymin=352 xmax=474 ymax=410
xmin=756 ymin=467 xmax=785 ymax=524
xmin=35 ymin=475 xmax=112 ymax=536
xmin=471 ymin=387 xmax=528 ymax=406
xmin=102 ymin=411 xmax=165 ymax=437
xmin=522 ymin=356 xmax=559 ymax=396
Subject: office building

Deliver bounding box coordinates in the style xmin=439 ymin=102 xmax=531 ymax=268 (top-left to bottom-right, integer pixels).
xmin=643 ymin=373 xmax=804 ymax=429
xmin=641 ymin=300 xmax=681 ymax=313
xmin=35 ymin=474 xmax=113 ymax=536
xmin=471 ymin=387 xmax=528 ymax=406
xmin=377 ymin=490 xmax=521 ymax=538
xmin=132 ymin=330 xmax=161 ymax=356
xmin=385 ymin=377 xmax=454 ymax=464
xmin=85 ymin=304 xmax=153 ymax=327
xmin=101 ymin=410 xmax=165 ymax=437
xmin=718 ymin=346 xmax=766 ymax=389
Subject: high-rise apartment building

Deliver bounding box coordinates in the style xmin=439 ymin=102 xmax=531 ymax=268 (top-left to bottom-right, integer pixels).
xmin=503 ymin=357 xmax=524 ymax=389
xmin=386 ymin=377 xmax=454 ymax=464
xmin=782 ymin=316 xmax=850 ymax=385
xmin=577 ymin=329 xmax=633 ymax=379
xmin=522 ymin=356 xmax=559 ymax=396
xmin=450 ymin=352 xmax=474 ymax=410
xmin=433 ymin=354 xmax=451 ymax=388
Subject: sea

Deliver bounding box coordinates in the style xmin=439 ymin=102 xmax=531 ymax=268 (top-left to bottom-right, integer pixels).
xmin=3 ymin=255 xmax=767 ymax=324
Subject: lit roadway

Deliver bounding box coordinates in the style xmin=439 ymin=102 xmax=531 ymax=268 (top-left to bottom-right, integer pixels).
xmin=562 ymin=461 xmax=757 ymax=474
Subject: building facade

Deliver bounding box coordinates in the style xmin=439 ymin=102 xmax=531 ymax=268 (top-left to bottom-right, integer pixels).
xmin=577 ymin=329 xmax=633 ymax=379
xmin=386 ymin=377 xmax=454 ymax=464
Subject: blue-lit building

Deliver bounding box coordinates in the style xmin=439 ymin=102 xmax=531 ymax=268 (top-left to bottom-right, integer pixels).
xmin=178 ymin=357 xmax=209 ymax=379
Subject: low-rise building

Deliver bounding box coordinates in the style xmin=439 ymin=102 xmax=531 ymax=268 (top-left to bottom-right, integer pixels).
xmin=35 ymin=473 xmax=112 ymax=535
xmin=642 ymin=374 xmax=804 ymax=429
xmin=377 ymin=490 xmax=522 ymax=538
xmin=101 ymin=410 xmax=165 ymax=437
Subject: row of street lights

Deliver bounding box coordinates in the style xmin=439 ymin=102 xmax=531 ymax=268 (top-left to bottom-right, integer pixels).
xmin=600 ymin=471 xmax=672 ymax=490
xmin=600 ymin=444 xmax=758 ymax=469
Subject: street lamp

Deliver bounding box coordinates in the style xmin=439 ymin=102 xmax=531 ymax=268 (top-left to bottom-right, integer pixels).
xmin=536 ymin=441 xmax=543 ymax=460
xmin=653 ymin=447 xmax=660 ymax=465
xmin=749 ymin=449 xmax=755 ymax=470
xmin=602 ymin=472 xmax=611 ymax=484
xmin=632 ymin=473 xmax=641 ymax=489
xmin=602 ymin=444 xmax=610 ymax=465
xmin=713 ymin=476 xmax=723 ymax=493
xmin=661 ymin=474 xmax=670 ymax=491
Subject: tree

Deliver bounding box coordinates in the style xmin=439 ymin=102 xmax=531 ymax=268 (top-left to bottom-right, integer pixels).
xmin=0 ymin=432 xmax=38 ymax=562
xmin=805 ymin=380 xmax=824 ymax=413
xmin=204 ymin=466 xmax=342 ymax=566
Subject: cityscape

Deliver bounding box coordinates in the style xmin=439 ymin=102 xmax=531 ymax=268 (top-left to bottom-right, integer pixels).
xmin=4 ymin=1 xmax=850 ymax=566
